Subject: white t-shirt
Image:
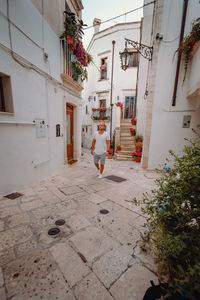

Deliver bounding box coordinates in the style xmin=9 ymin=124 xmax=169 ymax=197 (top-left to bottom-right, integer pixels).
xmin=94 ymin=131 xmax=110 ymax=155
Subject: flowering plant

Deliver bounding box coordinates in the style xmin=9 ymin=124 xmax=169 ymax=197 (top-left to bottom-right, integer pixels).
xmin=115 ymin=101 xmax=121 ymax=107
xmin=75 ymin=42 xmax=89 ymax=66
xmin=131 ymin=151 xmax=142 ymax=158
xmin=178 ymin=18 xmax=200 ymax=75
xmin=130 ymin=128 xmax=136 ymax=132
xmin=131 ymin=117 xmax=136 ymax=125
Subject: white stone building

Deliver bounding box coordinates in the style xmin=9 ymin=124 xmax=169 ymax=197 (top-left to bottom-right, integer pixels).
xmin=0 ymin=0 xmax=85 ymax=195
xmin=82 ymin=20 xmax=141 ymax=151
xmin=136 ymin=0 xmax=200 ymax=169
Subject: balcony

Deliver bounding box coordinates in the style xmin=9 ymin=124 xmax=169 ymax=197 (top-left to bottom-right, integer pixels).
xmin=61 ymin=40 xmax=83 ymax=92
xmin=91 ymin=108 xmax=111 ymax=121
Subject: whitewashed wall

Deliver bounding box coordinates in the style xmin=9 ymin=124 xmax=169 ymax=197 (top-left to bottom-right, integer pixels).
xmin=138 ymin=0 xmax=200 ymax=169
xmin=82 ymin=22 xmax=140 ymax=147
xmin=0 ymin=0 xmax=82 ymax=195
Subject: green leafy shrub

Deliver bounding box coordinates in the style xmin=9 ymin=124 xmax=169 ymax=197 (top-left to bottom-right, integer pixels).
xmin=133 ymin=128 xmax=200 ymax=299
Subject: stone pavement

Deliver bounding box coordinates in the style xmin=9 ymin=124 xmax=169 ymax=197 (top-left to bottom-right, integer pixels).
xmin=0 ymin=149 xmax=161 ymax=300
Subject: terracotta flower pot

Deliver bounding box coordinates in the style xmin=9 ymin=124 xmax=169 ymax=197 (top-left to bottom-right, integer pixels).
xmin=135 ymin=157 xmax=141 ymax=162
xmin=66 ymin=35 xmax=73 ymax=46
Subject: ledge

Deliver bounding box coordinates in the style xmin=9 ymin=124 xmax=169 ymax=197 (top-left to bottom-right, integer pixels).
xmin=187 ymin=81 xmax=200 ymax=100
xmin=61 ymin=73 xmax=83 ymax=92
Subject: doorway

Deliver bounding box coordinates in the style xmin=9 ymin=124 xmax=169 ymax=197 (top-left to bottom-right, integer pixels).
xmin=66 ymin=103 xmax=73 ymax=163
xmin=124 ymin=96 xmax=135 ymax=119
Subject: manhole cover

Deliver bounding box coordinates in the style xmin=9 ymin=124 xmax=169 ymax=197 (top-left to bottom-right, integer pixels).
xmin=48 ymin=228 xmax=60 ymax=236
xmin=55 ymin=219 xmax=65 ymax=226
xmin=104 ymin=175 xmax=127 ymax=183
xmin=4 ymin=192 xmax=23 ymax=199
xmin=100 ymin=209 xmax=109 ymax=215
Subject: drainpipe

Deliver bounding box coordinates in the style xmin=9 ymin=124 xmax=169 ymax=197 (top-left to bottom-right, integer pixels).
xmin=172 ymin=0 xmax=188 ymax=106
xmin=134 ymin=21 xmax=143 ymax=117
xmin=110 ymin=40 xmax=115 ymax=145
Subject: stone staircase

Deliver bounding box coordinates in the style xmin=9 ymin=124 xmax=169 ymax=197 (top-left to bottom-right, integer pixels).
xmin=115 ymin=119 xmax=136 ymax=161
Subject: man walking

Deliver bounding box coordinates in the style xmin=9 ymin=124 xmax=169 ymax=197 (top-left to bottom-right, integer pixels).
xmin=91 ymin=122 xmax=110 ymax=179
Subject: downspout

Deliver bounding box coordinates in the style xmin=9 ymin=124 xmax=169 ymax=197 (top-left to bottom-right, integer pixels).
xmin=172 ymin=0 xmax=188 ymax=106
xmin=134 ymin=20 xmax=143 ymax=117
xmin=110 ymin=40 xmax=115 ymax=145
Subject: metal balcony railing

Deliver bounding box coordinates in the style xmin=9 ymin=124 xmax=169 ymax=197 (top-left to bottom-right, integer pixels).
xmin=91 ymin=108 xmax=111 ymax=120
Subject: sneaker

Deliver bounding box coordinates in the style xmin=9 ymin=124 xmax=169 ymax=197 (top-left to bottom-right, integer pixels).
xmin=98 ymin=173 xmax=103 ymax=179
xmin=97 ymin=170 xmax=100 ymax=176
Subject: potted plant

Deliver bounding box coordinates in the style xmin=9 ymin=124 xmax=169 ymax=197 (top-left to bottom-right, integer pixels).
xmin=130 ymin=128 xmax=136 ymax=136
xmin=135 ymin=141 xmax=143 ymax=152
xmin=131 ymin=151 xmax=142 ymax=162
xmin=116 ymin=145 xmax=121 ymax=152
xmin=135 ymin=135 xmax=143 ymax=142
xmin=131 ymin=117 xmax=137 ymax=125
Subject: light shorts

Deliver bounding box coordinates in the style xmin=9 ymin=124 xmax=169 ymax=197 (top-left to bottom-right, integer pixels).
xmin=93 ymin=152 xmax=106 ymax=165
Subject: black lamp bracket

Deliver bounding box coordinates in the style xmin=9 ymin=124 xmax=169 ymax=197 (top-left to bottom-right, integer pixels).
xmin=125 ymin=38 xmax=153 ymax=61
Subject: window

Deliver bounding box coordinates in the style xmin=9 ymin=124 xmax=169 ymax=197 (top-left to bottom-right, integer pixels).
xmin=62 ymin=41 xmax=73 ymax=77
xmin=0 ymin=73 xmax=14 ymax=113
xmin=82 ymin=127 xmax=84 ymax=132
xmin=129 ymin=52 xmax=139 ymax=67
xmin=94 ymin=96 xmax=96 ymax=101
xmin=86 ymin=126 xmax=88 ymax=133
xmin=100 ymin=57 xmax=107 ymax=80
xmin=99 ymin=99 xmax=106 ymax=108
xmin=86 ymin=105 xmax=88 ymax=114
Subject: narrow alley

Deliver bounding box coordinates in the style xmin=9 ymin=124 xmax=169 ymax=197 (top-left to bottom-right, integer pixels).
xmin=0 ymin=150 xmax=159 ymax=300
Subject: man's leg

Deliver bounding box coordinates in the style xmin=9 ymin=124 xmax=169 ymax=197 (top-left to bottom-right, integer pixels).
xmin=95 ymin=163 xmax=99 ymax=171
xmin=93 ymin=153 xmax=100 ymax=173
xmin=99 ymin=154 xmax=106 ymax=175
xmin=100 ymin=164 xmax=104 ymax=174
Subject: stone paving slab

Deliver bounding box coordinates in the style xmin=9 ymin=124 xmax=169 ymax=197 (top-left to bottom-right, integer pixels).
xmin=2 ymin=249 xmax=58 ymax=298
xmin=92 ymin=245 xmax=133 ymax=288
xmin=0 ymin=149 xmax=159 ymax=299
xmin=9 ymin=270 xmax=76 ymax=300
xmin=7 ymin=212 xmax=30 ymax=228
xmin=0 ymin=220 xmax=4 ymax=232
xmin=0 ymin=205 xmax=21 ymax=218
xmin=0 ymin=199 xmax=18 ymax=209
xmin=69 ymin=227 xmax=119 ymax=263
xmin=0 ymin=226 xmax=33 ymax=252
xmin=50 ymin=242 xmax=90 ymax=287
xmin=0 ymin=287 xmax=6 ymax=300
xmin=73 ymin=272 xmax=113 ymax=300
xmin=110 ymin=263 xmax=158 ymax=300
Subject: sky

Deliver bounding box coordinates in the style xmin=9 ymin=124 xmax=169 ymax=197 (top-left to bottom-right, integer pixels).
xmin=82 ymin=0 xmax=144 ymax=48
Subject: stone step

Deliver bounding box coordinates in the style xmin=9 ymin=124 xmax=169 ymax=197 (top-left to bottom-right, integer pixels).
xmin=117 ymin=150 xmax=134 ymax=156
xmin=114 ymin=154 xmax=133 ymax=161
xmin=120 ymin=124 xmax=132 ymax=128
xmin=121 ymin=118 xmax=132 ymax=122
xmin=120 ymin=127 xmax=135 ymax=131
xmin=120 ymin=132 xmax=133 ymax=137
xmin=120 ymin=146 xmax=136 ymax=151
xmin=120 ymin=141 xmax=135 ymax=146
xmin=120 ymin=137 xmax=135 ymax=141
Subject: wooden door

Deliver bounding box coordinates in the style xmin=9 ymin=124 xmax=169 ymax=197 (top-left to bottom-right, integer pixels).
xmin=124 ymin=96 xmax=135 ymax=119
xmin=66 ymin=104 xmax=73 ymax=162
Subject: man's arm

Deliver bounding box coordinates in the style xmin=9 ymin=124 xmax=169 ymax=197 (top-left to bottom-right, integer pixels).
xmin=91 ymin=139 xmax=96 ymax=155
xmin=106 ymin=140 xmax=110 ymax=156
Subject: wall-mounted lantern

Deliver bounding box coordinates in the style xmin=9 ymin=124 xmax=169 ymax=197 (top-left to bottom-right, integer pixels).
xmin=119 ymin=39 xmax=153 ymax=71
